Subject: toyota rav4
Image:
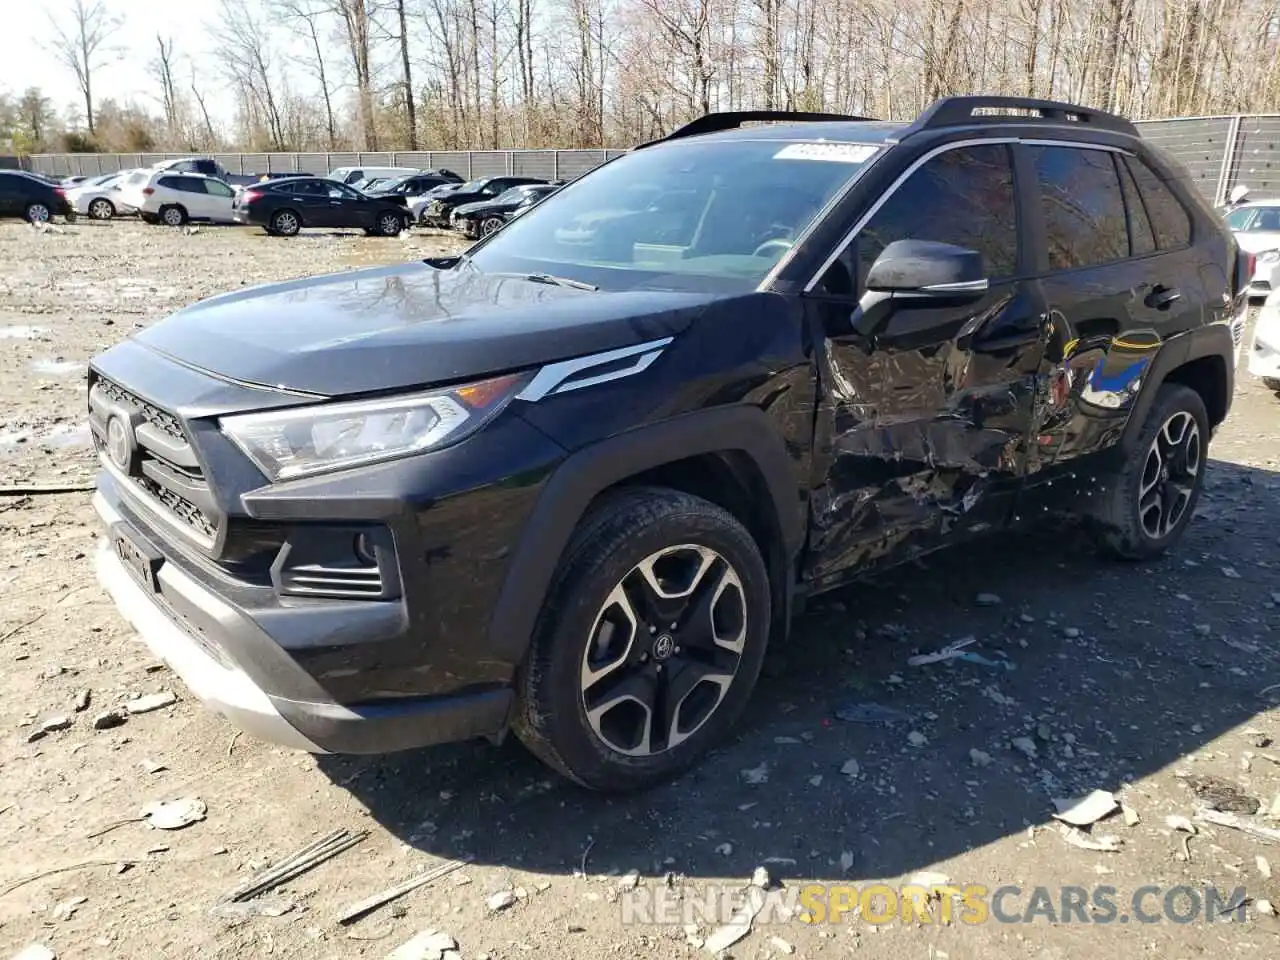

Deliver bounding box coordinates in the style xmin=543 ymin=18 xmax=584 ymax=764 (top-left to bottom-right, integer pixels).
xmin=89 ymin=97 xmax=1248 ymax=792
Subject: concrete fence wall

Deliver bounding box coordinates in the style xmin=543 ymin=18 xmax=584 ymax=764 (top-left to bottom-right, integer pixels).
xmin=5 ymin=114 xmax=1280 ymax=202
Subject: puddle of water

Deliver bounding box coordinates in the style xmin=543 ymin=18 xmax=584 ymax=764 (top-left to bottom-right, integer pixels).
xmin=0 ymin=325 xmax=48 ymax=340
xmin=31 ymin=359 xmax=86 ymax=377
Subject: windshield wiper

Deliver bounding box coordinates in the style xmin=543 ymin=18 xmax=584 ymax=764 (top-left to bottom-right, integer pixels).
xmin=485 ymin=270 xmax=598 ymax=291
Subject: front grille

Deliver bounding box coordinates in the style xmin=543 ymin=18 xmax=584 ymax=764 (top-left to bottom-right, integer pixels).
xmin=89 ymin=375 xmax=219 ymax=546
xmin=279 ymin=562 xmax=385 ymax=599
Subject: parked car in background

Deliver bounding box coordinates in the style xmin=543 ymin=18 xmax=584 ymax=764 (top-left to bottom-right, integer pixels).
xmin=0 ymin=170 xmax=72 ymax=222
xmin=233 ymin=177 xmax=411 ymax=236
xmin=449 ymin=183 xmax=561 ymax=238
xmin=1250 ymin=287 xmax=1280 ymax=392
xmin=1225 ymin=199 xmax=1280 ymax=300
xmin=416 ymin=176 xmax=548 ymax=227
xmin=366 ymin=172 xmax=460 ymax=200
xmin=118 ymin=170 xmax=240 ymax=226
xmin=351 ymin=177 xmax=392 ymax=193
xmin=61 ymin=175 xmax=89 ymax=187
xmin=327 ymin=166 xmax=420 ymax=186
xmin=66 ymin=172 xmax=131 ymax=219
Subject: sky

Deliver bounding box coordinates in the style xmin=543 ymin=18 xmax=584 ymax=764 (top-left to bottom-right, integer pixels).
xmin=1 ymin=0 xmax=227 ymax=123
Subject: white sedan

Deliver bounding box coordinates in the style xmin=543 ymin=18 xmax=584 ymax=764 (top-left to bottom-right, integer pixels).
xmin=66 ymin=171 xmax=138 ymax=219
xmin=117 ymin=169 xmax=240 ymax=226
xmin=1249 ymin=288 xmax=1280 ymax=392
xmin=1225 ymin=200 xmax=1280 ymax=299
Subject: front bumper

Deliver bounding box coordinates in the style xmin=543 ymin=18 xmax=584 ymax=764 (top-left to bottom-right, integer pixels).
xmin=1249 ymin=301 xmax=1280 ymax=380
xmin=92 ymin=487 xmax=514 ymax=754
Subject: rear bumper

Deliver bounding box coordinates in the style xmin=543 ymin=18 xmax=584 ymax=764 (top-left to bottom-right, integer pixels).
xmin=93 ymin=489 xmax=514 ymax=754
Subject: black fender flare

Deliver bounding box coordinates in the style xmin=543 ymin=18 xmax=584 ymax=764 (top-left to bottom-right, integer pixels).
xmin=1118 ymin=322 xmax=1234 ymax=454
xmin=486 ymin=405 xmax=804 ymax=664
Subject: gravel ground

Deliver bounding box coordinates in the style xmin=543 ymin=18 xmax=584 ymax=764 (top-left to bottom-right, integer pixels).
xmin=2 ymin=219 xmax=1280 ymax=960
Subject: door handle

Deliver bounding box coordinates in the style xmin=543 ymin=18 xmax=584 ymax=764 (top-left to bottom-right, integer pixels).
xmin=1145 ymin=285 xmax=1181 ymax=310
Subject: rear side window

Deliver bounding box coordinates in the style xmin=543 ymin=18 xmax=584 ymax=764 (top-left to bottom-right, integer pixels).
xmin=1252 ymin=208 xmax=1280 ymax=231
xmin=1125 ymin=157 xmax=1192 ymax=249
xmin=1029 ymin=145 xmax=1129 ymax=271
xmin=1116 ymin=159 xmax=1156 ymax=257
xmin=851 ymin=143 xmax=1019 ymax=286
xmin=1224 ymin=207 xmax=1253 ymax=230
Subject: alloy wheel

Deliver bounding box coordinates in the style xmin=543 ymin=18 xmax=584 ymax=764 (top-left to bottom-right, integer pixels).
xmin=89 ymin=199 xmax=113 ymax=219
xmin=481 ymin=217 xmax=503 ymax=236
xmin=580 ymin=544 xmax=748 ymax=757
xmin=1138 ymin=410 xmax=1201 ymax=540
xmin=163 ymin=207 xmax=183 ymax=226
xmin=274 ymin=212 xmax=299 ymax=235
xmin=379 ymin=213 xmax=401 ymax=235
xmin=26 ymin=203 xmax=50 ymax=223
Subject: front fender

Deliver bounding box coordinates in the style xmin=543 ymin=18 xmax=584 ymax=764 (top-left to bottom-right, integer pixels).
xmin=485 ymin=405 xmax=804 ymax=664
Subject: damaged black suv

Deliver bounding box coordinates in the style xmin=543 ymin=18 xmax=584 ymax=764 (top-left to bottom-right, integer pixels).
xmin=90 ymin=97 xmax=1247 ymax=792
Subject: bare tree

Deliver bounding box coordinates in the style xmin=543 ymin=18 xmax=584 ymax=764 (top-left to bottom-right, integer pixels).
xmin=212 ymin=0 xmax=288 ymax=149
xmin=329 ymin=0 xmax=379 ymax=148
xmin=274 ymin=0 xmax=339 ymax=148
xmin=396 ymin=0 xmax=419 ymax=148
xmin=150 ymin=35 xmax=179 ymax=136
xmin=47 ymin=0 xmax=121 ymax=136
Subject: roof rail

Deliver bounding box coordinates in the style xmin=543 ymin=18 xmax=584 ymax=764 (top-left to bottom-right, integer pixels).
xmin=634 ymin=110 xmax=880 ymax=149
xmin=904 ymin=96 xmax=1139 ymax=137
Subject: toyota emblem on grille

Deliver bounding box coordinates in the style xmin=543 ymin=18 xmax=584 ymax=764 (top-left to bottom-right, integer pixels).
xmin=106 ymin=415 xmax=133 ymax=472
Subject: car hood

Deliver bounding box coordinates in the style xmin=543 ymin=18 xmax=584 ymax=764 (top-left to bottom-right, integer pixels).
xmin=454 ymin=198 xmax=511 ymax=217
xmin=130 ymin=261 xmax=716 ymax=396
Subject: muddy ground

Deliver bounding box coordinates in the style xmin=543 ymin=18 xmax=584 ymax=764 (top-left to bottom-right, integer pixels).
xmin=2 ymin=218 xmax=1280 ymax=960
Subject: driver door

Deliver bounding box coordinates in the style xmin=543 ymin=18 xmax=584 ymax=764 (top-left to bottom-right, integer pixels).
xmin=802 ymin=142 xmax=1048 ymax=586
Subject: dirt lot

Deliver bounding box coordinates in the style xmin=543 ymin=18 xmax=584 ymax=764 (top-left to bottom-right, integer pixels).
xmin=2 ymin=218 xmax=1280 ymax=960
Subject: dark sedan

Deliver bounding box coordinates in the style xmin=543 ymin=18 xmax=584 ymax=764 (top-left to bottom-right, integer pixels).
xmin=450 ymin=183 xmax=561 ymax=238
xmin=416 ymin=176 xmax=548 ymax=227
xmin=233 ymin=177 xmax=411 ymax=237
xmin=0 ymin=171 xmax=74 ymax=223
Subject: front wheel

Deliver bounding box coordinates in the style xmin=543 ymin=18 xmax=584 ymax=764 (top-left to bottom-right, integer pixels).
xmin=513 ymin=487 xmax=770 ymax=792
xmin=480 ymin=216 xmax=504 ymax=237
xmin=24 ymin=202 xmax=51 ymax=224
xmin=88 ymin=198 xmax=115 ymax=220
xmin=376 ymin=211 xmax=404 ymax=237
xmin=1093 ymin=383 xmax=1209 ymax=560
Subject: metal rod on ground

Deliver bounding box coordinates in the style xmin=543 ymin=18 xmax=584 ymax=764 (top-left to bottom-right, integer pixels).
xmin=337 ymin=856 xmax=473 ymax=924
xmin=221 ymin=829 xmax=368 ymax=903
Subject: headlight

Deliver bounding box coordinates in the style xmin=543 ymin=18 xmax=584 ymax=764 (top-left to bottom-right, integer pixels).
xmin=220 ymin=373 xmax=524 ymax=481
xmin=1260 ymin=250 xmax=1280 ymax=264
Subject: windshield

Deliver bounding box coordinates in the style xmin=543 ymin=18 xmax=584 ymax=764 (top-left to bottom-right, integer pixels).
xmin=456 ymin=180 xmax=486 ymax=192
xmin=466 ymin=139 xmax=880 ymax=292
xmin=493 ymin=187 xmax=532 ymax=204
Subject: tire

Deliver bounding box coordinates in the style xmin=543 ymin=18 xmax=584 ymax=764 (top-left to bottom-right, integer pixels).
xmin=159 ymin=205 xmax=187 ymax=227
xmin=1093 ymin=383 xmax=1209 ymax=560
xmin=24 ymin=202 xmax=51 ymax=224
xmin=88 ymin=198 xmax=115 ymax=220
xmin=481 ymin=216 xmax=504 ymax=237
xmin=1264 ymin=377 xmax=1280 ymax=393
xmin=513 ymin=487 xmax=771 ymax=792
xmin=376 ymin=211 xmax=403 ymax=237
xmin=270 ymin=209 xmax=301 ymax=237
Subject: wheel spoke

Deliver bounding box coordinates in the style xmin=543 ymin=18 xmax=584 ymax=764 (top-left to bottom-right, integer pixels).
xmin=581 ymin=584 xmax=638 ymax=691
xmin=584 ymin=670 xmax=657 ymax=756
xmin=656 ymin=658 xmax=733 ymax=751
xmin=1140 ymin=445 xmax=1162 ymax=497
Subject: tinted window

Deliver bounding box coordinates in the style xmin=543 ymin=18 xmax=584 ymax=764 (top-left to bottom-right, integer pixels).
xmin=326 ymin=183 xmax=360 ymax=200
xmin=1030 ymin=146 xmax=1128 ymax=270
xmin=1252 ymin=208 xmax=1280 ymax=231
xmin=1225 ymin=207 xmax=1254 ymax=230
xmin=470 ymin=139 xmax=879 ymax=292
xmin=203 ymin=180 xmax=234 ymax=197
xmin=849 ymin=144 xmax=1018 ymax=288
xmin=159 ymin=176 xmax=198 ymax=192
xmin=291 ymin=181 xmax=327 ymax=197
xmin=1116 ymin=158 xmax=1156 ymax=256
xmin=1125 ymin=157 xmax=1192 ymax=249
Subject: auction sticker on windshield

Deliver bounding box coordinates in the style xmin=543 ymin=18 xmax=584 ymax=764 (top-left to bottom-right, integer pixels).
xmin=774 ymin=142 xmax=879 ymax=163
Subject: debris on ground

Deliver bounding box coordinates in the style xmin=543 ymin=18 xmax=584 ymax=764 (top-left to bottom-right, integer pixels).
xmin=210 ymin=897 xmax=297 ymax=920
xmin=51 ymin=895 xmax=87 ymax=920
xmin=1166 ymin=815 xmax=1197 ymax=834
xmin=1179 ymin=774 xmax=1260 ymax=813
xmin=1052 ymin=790 xmax=1119 ymax=827
xmin=740 ymin=763 xmax=769 ymax=785
xmin=833 ymin=701 xmax=909 ymax=725
xmin=751 ymin=866 xmax=771 ymax=889
xmin=338 ymin=857 xmax=472 ymax=924
xmin=72 ymin=689 xmax=90 ymax=712
xmin=220 ymin=828 xmax=369 ymax=904
xmin=703 ymin=883 xmax=768 ymax=954
xmin=12 ymin=945 xmax=56 ymax=960
xmin=907 ymin=731 xmax=928 ymax=747
xmin=909 ymin=871 xmax=952 ymax=888
xmin=907 ymin=637 xmax=976 ymax=666
xmin=125 ymin=692 xmax=178 ymax=715
xmin=840 ymin=759 xmax=860 ymax=778
xmin=974 ymin=593 xmax=1002 ymax=607
xmin=1011 ymin=737 xmax=1039 ymax=759
xmin=487 ymin=890 xmax=517 ymax=912
xmin=715 ymin=842 xmax=733 ymax=856
xmin=1258 ymin=898 xmax=1277 ymax=917
xmin=839 ymin=851 xmax=854 ymax=873
xmin=769 ymin=935 xmax=796 ymax=955
xmin=384 ymin=929 xmax=458 ymax=960
xmin=1058 ymin=824 xmax=1123 ymax=852
xmin=1259 ymin=855 xmax=1272 ymax=879
xmin=91 ymin=708 xmax=127 ymax=731
xmin=969 ymin=748 xmax=993 ymax=767
xmin=1196 ymin=808 xmax=1280 ymax=844
xmin=142 ymin=796 xmax=207 ymax=830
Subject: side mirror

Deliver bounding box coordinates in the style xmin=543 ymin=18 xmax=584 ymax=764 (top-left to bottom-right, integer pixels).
xmin=847 ymin=240 xmax=988 ymax=340
xmin=865 ymin=239 xmax=988 ymax=295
